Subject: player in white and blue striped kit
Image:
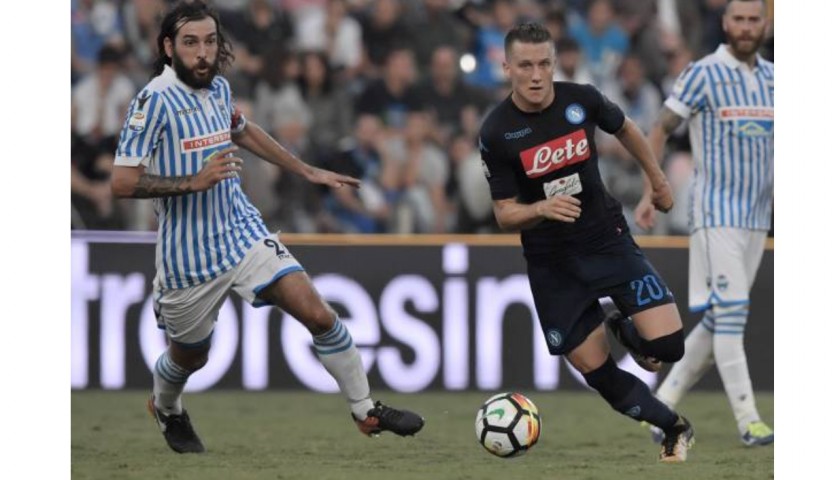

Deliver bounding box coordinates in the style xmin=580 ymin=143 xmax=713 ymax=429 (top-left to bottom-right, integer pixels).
xmin=112 ymin=1 xmax=423 ymax=454
xmin=634 ymin=0 xmax=773 ymax=446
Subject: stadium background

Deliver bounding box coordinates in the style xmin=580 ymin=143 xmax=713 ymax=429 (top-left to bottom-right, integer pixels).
xmin=70 ymin=0 xmax=774 ymax=392
xmin=71 ymin=0 xmax=773 ymax=391
xmin=67 ymin=2 xmax=776 ymax=477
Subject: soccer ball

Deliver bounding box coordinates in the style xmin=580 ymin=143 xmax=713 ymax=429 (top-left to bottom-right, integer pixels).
xmin=475 ymin=392 xmax=541 ymax=458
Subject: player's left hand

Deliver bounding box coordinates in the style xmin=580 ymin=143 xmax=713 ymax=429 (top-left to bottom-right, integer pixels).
xmin=634 ymin=195 xmax=657 ymax=231
xmin=308 ymin=167 xmax=361 ymax=189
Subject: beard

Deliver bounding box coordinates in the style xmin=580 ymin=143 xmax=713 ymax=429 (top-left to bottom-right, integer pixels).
xmin=172 ymin=50 xmax=219 ymax=90
xmin=726 ymin=31 xmax=765 ymax=58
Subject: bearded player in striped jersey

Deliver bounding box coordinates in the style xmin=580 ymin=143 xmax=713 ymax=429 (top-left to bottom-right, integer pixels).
xmin=635 ymin=0 xmax=774 ymax=447
xmin=111 ymin=1 xmax=423 ymax=454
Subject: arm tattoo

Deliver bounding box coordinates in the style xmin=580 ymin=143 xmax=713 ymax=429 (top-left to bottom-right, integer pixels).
xmin=133 ymin=174 xmax=194 ymax=198
xmin=658 ymin=107 xmax=684 ymax=135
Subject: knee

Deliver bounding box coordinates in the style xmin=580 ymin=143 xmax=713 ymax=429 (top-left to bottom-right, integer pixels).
xmin=640 ymin=329 xmax=685 ymax=363
xmin=301 ymin=304 xmax=338 ymax=335
xmin=187 ymin=351 xmax=210 ymax=371
xmin=170 ymin=344 xmax=210 ymax=372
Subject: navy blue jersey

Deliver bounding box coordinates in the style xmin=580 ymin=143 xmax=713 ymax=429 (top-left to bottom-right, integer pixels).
xmin=479 ymin=82 xmax=628 ymax=257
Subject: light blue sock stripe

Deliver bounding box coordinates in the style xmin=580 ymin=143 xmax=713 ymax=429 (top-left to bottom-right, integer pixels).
xmin=162 ymin=354 xmax=190 ymax=377
xmin=715 ymin=321 xmax=747 ymax=327
xmin=712 ymin=312 xmax=749 ymax=319
xmin=314 ymin=321 xmax=345 ymax=343
xmin=157 ymin=361 xmax=187 ymax=384
xmin=312 ymin=319 xmax=344 ymax=341
xmin=714 ymin=330 xmax=746 ymax=335
xmin=156 ymin=353 xmax=190 ymax=383
xmin=156 ymin=356 xmax=188 ymax=384
xmin=314 ymin=329 xmax=350 ymax=348
xmin=315 ymin=340 xmax=354 ymax=355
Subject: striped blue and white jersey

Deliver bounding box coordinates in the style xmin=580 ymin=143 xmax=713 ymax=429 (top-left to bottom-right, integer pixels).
xmin=115 ymin=65 xmax=270 ymax=289
xmin=665 ymin=44 xmax=774 ymax=231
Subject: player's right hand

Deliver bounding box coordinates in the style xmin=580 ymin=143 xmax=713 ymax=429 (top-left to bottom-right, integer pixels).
xmin=193 ymin=145 xmax=243 ymax=191
xmin=536 ymin=195 xmax=582 ymax=223
xmin=651 ymin=180 xmax=674 ymax=213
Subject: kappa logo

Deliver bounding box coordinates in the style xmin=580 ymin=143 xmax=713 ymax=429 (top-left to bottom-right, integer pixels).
xmin=504 ymin=127 xmax=533 ymax=140
xmin=177 ymin=107 xmax=200 ymax=116
xmin=137 ymin=92 xmax=151 ymax=110
xmin=716 ymin=274 xmax=729 ymax=291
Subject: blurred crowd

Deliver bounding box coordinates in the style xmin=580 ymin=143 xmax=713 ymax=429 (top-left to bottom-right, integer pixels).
xmin=71 ymin=0 xmax=774 ymax=235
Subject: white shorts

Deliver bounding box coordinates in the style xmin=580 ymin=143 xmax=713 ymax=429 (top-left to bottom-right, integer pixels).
xmin=688 ymin=227 xmax=768 ymax=312
xmin=153 ymin=233 xmax=303 ymax=345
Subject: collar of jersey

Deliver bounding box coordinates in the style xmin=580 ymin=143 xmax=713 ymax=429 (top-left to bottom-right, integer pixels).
xmin=714 ymin=43 xmax=764 ymax=71
xmin=162 ymin=64 xmax=211 ymax=97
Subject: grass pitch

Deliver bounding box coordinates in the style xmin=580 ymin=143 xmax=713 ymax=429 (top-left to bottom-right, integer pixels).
xmin=72 ymin=391 xmax=773 ymax=480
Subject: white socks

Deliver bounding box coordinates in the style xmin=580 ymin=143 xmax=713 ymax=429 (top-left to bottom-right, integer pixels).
xmin=313 ymin=319 xmax=375 ymax=421
xmin=712 ymin=304 xmax=760 ymax=432
xmin=656 ymin=305 xmax=760 ymax=433
xmin=656 ymin=310 xmax=716 ymax=407
xmin=153 ymin=350 xmax=190 ymax=415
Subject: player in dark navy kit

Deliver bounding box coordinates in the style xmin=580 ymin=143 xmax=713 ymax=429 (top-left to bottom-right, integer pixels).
xmin=478 ymin=23 xmax=694 ymax=463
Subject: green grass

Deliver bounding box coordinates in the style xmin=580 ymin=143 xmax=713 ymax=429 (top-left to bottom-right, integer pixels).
xmin=72 ymin=391 xmax=773 ymax=480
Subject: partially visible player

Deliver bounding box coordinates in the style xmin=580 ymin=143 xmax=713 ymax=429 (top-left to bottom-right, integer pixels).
xmin=635 ymin=0 xmax=774 ymax=446
xmin=111 ymin=1 xmax=423 ymax=454
xmin=478 ymin=22 xmax=693 ymax=463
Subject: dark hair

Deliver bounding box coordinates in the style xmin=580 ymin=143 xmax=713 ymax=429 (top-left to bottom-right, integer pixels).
xmin=152 ymin=0 xmax=234 ymax=78
xmin=727 ymin=0 xmax=766 ymax=5
xmin=504 ymin=23 xmax=553 ymax=57
xmin=298 ymin=50 xmax=335 ymax=97
xmin=97 ymin=44 xmax=125 ymax=66
xmin=555 ymin=37 xmax=580 ymax=54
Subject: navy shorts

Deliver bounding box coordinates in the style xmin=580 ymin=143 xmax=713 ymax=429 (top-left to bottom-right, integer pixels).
xmin=527 ymin=233 xmax=675 ymax=356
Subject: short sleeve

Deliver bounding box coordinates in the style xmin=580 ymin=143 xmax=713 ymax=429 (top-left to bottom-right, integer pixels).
xmin=591 ymin=86 xmax=625 ymax=134
xmin=230 ymin=98 xmax=247 ymax=134
xmin=478 ymin=125 xmax=519 ymax=200
xmin=665 ymin=62 xmax=707 ymax=118
xmin=114 ymin=90 xmax=168 ymax=167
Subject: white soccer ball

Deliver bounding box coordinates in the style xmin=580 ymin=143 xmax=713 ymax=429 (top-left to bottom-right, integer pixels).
xmin=475 ymin=392 xmax=541 ymax=458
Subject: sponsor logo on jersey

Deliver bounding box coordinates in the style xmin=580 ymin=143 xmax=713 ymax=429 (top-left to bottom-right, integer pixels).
xmin=718 ymin=107 xmax=774 ymax=137
xmin=504 ymin=127 xmax=533 ymax=140
xmin=181 ymin=131 xmax=231 ymax=152
xmin=717 ymin=107 xmax=774 ymax=120
xmin=519 ymin=129 xmax=590 ymax=178
xmin=176 ymin=107 xmax=200 ymax=116
xmin=565 ymin=103 xmax=586 ymax=124
xmin=543 ymin=172 xmax=582 ymax=198
xmin=128 ymin=112 xmax=146 ymax=132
